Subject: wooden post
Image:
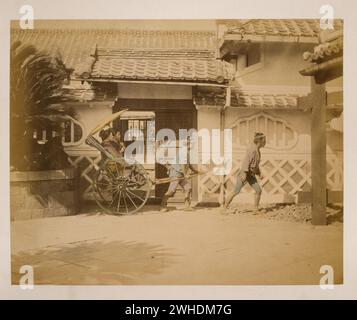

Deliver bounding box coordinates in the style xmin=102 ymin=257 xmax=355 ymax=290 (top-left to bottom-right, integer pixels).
xmin=219 ymin=87 xmax=231 ymax=206
xmin=219 ymin=107 xmax=225 ymax=207
xmin=311 ymin=77 xmax=327 ymax=225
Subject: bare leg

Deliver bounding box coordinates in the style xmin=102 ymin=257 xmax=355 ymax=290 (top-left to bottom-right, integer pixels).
xmin=161 ymin=181 xmax=178 ymax=212
xmin=224 ymin=191 xmax=237 ymax=209
xmin=252 ymin=183 xmax=262 ymax=214
xmin=221 ymin=173 xmax=245 ymax=214
xmin=184 ymin=189 xmax=191 ymax=207
xmin=182 ymin=179 xmax=194 ymax=211
xmin=252 ymin=194 xmax=262 ymax=215
xmin=219 ymin=191 xmax=238 ymax=215
xmin=184 ymin=197 xmax=190 ymax=207
xmin=161 ymin=194 xmax=169 ymax=207
xmin=160 ymin=192 xmax=174 ymax=212
xmin=184 ymin=197 xmax=194 ymax=211
xmin=184 ymin=194 xmax=194 ymax=211
xmin=254 ymin=193 xmax=261 ymax=209
xmin=224 ymin=174 xmax=245 ymax=209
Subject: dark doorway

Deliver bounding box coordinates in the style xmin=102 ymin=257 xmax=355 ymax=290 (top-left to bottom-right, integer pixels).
xmin=113 ymin=98 xmax=197 ymax=199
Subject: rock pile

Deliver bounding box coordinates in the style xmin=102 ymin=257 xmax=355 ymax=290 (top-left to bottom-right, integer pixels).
xmin=232 ymin=203 xmax=343 ymax=224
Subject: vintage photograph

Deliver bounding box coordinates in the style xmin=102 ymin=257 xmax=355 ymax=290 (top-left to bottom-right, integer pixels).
xmin=10 ymin=19 xmax=343 ymax=285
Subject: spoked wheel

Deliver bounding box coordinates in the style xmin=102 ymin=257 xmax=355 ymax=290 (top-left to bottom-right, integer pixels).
xmin=93 ymin=158 xmax=152 ymax=215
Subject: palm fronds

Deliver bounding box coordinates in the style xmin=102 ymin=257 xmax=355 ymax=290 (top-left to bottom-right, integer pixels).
xmin=10 ymin=41 xmax=76 ymax=170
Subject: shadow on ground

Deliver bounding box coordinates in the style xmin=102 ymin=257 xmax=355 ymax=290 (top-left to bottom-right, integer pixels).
xmin=79 ymin=201 xmax=166 ymax=216
xmin=326 ymin=204 xmax=343 ymax=224
xmin=12 ymin=240 xmax=176 ymax=285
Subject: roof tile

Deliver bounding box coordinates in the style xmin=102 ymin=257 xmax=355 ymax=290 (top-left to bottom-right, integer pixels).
xmin=225 ymin=19 xmax=343 ymax=38
xmin=303 ymin=35 xmax=343 ymax=63
xmin=11 ymin=29 xmax=217 ymax=70
xmin=194 ymin=86 xmax=301 ymax=108
xmin=89 ymin=58 xmax=234 ymax=83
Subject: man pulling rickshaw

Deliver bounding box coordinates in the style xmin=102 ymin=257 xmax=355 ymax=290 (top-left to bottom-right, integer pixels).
xmin=85 ymin=110 xmax=266 ymax=215
xmin=159 ymin=137 xmax=199 ymax=212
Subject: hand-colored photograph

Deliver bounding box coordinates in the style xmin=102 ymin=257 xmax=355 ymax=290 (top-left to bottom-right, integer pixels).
xmin=9 ymin=18 xmax=343 ymax=286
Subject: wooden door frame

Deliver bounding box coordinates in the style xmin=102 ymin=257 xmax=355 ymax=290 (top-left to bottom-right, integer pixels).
xmin=114 ymin=98 xmax=198 ymax=201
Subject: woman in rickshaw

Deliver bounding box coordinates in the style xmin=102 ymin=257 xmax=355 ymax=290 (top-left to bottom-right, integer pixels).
xmin=111 ymin=128 xmax=126 ymax=156
xmin=87 ymin=110 xmax=152 ymax=215
xmin=99 ymin=127 xmax=144 ymax=189
xmin=98 ymin=128 xmax=124 ymax=159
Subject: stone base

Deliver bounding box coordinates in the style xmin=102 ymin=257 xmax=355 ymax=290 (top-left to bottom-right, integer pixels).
xmin=10 ymin=168 xmax=80 ymax=221
xmin=297 ymin=190 xmax=343 ymax=204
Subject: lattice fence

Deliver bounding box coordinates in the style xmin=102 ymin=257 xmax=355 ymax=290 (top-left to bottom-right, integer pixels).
xmin=198 ymin=152 xmax=343 ymax=203
xmin=66 ymin=150 xmax=102 ymax=199
xmin=196 ymin=111 xmax=344 ymax=203
xmin=66 ymin=150 xmax=342 ymax=203
xmin=66 ymin=149 xmax=157 ymax=200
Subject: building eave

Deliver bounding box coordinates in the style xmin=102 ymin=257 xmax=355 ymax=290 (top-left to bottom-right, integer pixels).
xmin=78 ymin=78 xmax=230 ymax=88
xmin=300 ymin=57 xmax=343 ymax=76
xmin=221 ymin=33 xmax=319 ymax=44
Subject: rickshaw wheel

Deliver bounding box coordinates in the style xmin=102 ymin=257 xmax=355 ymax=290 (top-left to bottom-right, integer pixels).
xmin=93 ymin=158 xmax=152 ymax=215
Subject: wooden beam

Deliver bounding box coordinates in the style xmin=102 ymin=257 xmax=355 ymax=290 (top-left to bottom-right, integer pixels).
xmin=297 ymin=91 xmax=343 ymax=110
xmin=299 ymin=57 xmax=343 ymax=83
xmin=80 ymin=78 xmax=229 ymax=88
xmin=311 ymin=77 xmax=327 ymax=225
xmin=219 ymin=40 xmax=243 ymax=58
xmin=297 ymin=94 xmax=312 ymax=110
xmin=219 ymin=108 xmax=225 ymax=207
xmin=326 ymin=91 xmax=343 ymax=107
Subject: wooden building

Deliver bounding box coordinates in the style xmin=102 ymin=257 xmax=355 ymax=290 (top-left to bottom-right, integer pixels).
xmin=11 ymin=20 xmax=343 ymax=207
xmin=11 ymin=26 xmax=234 ymax=201
xmin=197 ymin=19 xmax=343 ymax=205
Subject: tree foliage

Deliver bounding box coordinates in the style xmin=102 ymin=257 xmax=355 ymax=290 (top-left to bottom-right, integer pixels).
xmin=10 ymin=41 xmax=75 ymax=170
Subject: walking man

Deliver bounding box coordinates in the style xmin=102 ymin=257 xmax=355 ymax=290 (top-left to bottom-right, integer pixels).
xmin=160 ymin=138 xmax=199 ymax=212
xmin=160 ymin=162 xmax=194 ymax=212
xmin=223 ymin=132 xmax=266 ymax=214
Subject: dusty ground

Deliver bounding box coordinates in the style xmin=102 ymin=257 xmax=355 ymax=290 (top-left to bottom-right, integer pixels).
xmin=11 ymin=204 xmax=343 ymax=285
xmin=228 ymin=203 xmax=343 ymax=224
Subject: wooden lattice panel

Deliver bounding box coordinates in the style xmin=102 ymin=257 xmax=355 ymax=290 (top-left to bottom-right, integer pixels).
xmin=198 ymin=153 xmax=343 ymax=203
xmin=64 ymin=148 xmax=342 ymax=203
xmin=230 ymin=112 xmax=298 ymax=150
xmin=67 ymin=152 xmax=102 ymax=198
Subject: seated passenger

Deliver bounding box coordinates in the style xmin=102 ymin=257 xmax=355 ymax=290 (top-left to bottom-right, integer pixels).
xmin=111 ymin=128 xmax=126 ymax=156
xmin=99 ymin=128 xmax=121 ymax=159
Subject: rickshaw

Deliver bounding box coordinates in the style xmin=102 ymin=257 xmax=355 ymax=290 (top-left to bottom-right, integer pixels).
xmin=85 ymin=109 xmax=201 ymax=215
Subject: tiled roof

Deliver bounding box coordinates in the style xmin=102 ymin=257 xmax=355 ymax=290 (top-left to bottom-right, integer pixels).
xmin=232 ymin=92 xmax=298 ymax=108
xmin=62 ymin=82 xmax=96 ymax=102
xmin=225 ymin=19 xmax=343 ymax=38
xmin=194 ymin=89 xmax=226 ymax=106
xmin=96 ymin=48 xmax=215 ymax=59
xmin=303 ymin=33 xmax=343 ymax=63
xmin=89 ymin=58 xmax=234 ymax=83
xmin=11 ymin=29 xmax=217 ymax=70
xmin=300 ymin=29 xmax=343 ymax=79
xmin=194 ymin=86 xmax=300 ymax=108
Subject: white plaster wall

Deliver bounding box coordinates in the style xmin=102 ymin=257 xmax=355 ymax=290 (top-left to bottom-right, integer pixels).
xmin=236 ymin=42 xmax=343 ymax=90
xmin=197 ymin=107 xmax=343 ymax=203
xmin=197 ymin=108 xmax=221 ymax=131
xmin=64 ymin=102 xmax=113 ymax=154
xmin=225 ymin=108 xmax=342 ymax=158
xmin=197 ymin=107 xmax=222 ymax=163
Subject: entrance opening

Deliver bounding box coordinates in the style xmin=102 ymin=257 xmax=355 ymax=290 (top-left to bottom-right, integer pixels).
xmin=113 ymin=98 xmax=197 ymax=200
